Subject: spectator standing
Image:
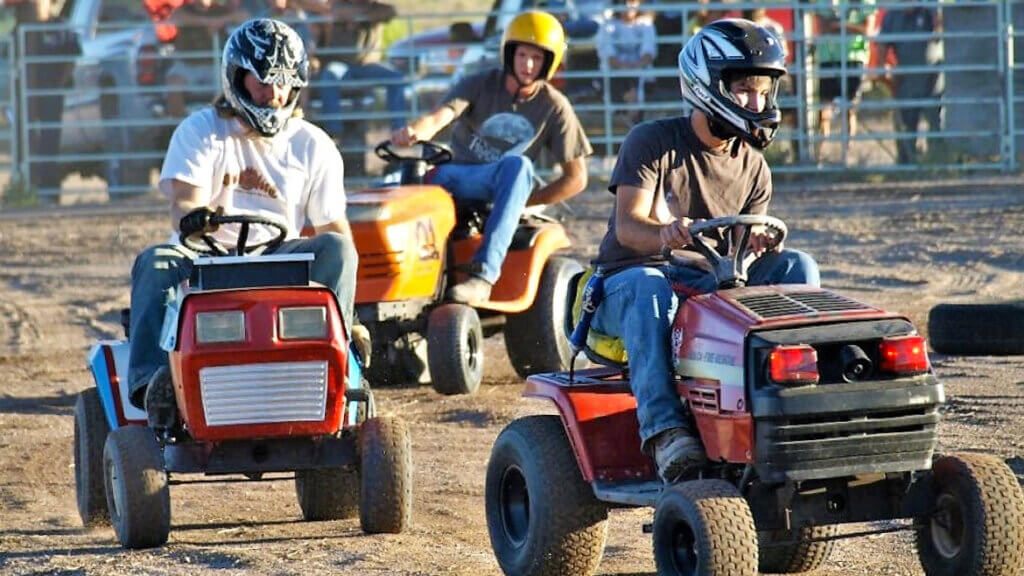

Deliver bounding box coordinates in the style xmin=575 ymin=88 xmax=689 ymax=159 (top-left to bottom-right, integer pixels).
xmin=879 ymin=0 xmax=943 ymax=164
xmin=15 ymin=0 xmax=80 ymax=197
xmin=166 ymin=0 xmax=248 ymax=119
xmin=813 ymin=0 xmax=876 ymax=157
xmin=596 ymin=0 xmax=655 ymax=125
xmin=317 ymin=0 xmax=408 ymax=134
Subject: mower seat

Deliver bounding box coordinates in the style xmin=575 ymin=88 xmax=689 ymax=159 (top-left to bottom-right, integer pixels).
xmin=564 ymin=267 xmax=628 ymax=367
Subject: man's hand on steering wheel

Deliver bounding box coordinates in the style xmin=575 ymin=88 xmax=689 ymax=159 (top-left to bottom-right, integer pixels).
xmin=748 ymin=224 xmax=783 ymax=256
xmin=179 ymin=206 xmax=222 ymax=238
xmin=659 ymin=217 xmax=703 ymax=250
xmin=390 ymin=125 xmax=418 ymax=147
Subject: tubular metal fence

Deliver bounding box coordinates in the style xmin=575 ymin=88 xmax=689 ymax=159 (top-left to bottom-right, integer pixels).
xmin=2 ymin=0 xmax=1023 ymax=199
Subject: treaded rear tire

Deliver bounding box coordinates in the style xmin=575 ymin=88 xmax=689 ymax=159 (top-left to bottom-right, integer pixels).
xmin=359 ymin=416 xmax=412 ymax=534
xmin=915 ymin=453 xmax=1024 ymax=576
xmin=75 ymin=388 xmax=111 ymax=528
xmin=653 ymin=479 xmax=758 ymax=576
xmin=758 ymin=525 xmax=838 ymax=573
xmin=504 ymin=256 xmax=582 ymax=378
xmin=427 ymin=304 xmax=483 ymax=395
xmin=927 ymin=302 xmax=1024 ymax=355
xmin=486 ymin=415 xmax=609 ymax=576
xmin=103 ymin=426 xmax=170 ymax=549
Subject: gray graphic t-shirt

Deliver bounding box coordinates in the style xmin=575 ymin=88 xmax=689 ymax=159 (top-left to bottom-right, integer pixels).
xmin=595 ymin=116 xmax=772 ymax=271
xmin=442 ymin=68 xmax=592 ymax=165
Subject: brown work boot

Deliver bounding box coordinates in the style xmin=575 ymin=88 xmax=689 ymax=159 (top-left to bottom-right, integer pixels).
xmin=653 ymin=427 xmax=707 ymax=483
xmin=446 ymin=276 xmax=493 ymax=304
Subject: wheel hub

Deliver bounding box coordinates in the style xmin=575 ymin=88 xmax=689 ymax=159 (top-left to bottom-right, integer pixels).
xmin=499 ymin=465 xmax=529 ymax=548
xmin=930 ymin=492 xmax=966 ymax=558
xmin=670 ymin=522 xmax=699 ymax=575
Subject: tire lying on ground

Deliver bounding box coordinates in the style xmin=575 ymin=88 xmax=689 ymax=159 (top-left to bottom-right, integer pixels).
xmin=927 ymin=301 xmax=1024 ymax=355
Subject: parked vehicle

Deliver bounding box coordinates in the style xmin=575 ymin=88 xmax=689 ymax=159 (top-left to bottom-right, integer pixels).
xmin=484 ymin=215 xmax=1024 ymax=576
xmin=59 ymin=0 xmax=173 ymax=193
xmin=74 ymin=214 xmax=412 ymax=549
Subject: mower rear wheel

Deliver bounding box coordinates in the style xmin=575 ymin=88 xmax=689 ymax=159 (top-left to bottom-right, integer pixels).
xmin=486 ymin=415 xmax=609 ymax=576
xmin=103 ymin=426 xmax=170 ymax=549
xmin=427 ymin=304 xmax=483 ymax=395
xmin=915 ymin=453 xmax=1024 ymax=576
xmin=359 ymin=416 xmax=412 ymax=534
xmin=504 ymin=256 xmax=582 ymax=377
xmin=653 ymin=480 xmax=758 ymax=576
xmin=758 ymin=525 xmax=838 ymax=573
xmin=927 ymin=301 xmax=1024 ymax=355
xmin=74 ymin=388 xmax=111 ymax=528
xmin=295 ymin=466 xmax=360 ymax=521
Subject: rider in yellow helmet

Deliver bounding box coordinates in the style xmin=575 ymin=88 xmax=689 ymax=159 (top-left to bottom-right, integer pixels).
xmin=391 ymin=11 xmax=591 ymax=304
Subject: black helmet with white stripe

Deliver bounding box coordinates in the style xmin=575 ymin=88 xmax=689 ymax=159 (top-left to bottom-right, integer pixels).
xmin=221 ymin=19 xmax=309 ymax=136
xmin=678 ymin=18 xmax=786 ymax=149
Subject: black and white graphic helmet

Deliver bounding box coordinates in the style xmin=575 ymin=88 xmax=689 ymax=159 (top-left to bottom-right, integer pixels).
xmin=222 ymin=19 xmax=309 ymax=136
xmin=678 ymin=19 xmax=786 ymax=149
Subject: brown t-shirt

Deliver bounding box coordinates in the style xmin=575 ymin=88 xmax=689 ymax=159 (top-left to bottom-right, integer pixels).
xmin=442 ymin=68 xmax=593 ymax=165
xmin=594 ymin=116 xmax=772 ymax=270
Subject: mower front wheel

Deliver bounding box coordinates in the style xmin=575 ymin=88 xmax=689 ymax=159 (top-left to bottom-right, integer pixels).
xmin=359 ymin=416 xmax=412 ymax=534
xmin=103 ymin=426 xmax=170 ymax=549
xmin=915 ymin=453 xmax=1024 ymax=576
xmin=485 ymin=415 xmax=609 ymax=576
xmin=758 ymin=524 xmax=838 ymax=573
xmin=653 ymin=480 xmax=758 ymax=576
xmin=295 ymin=466 xmax=360 ymax=521
xmin=427 ymin=304 xmax=483 ymax=395
xmin=75 ymin=388 xmax=112 ymax=528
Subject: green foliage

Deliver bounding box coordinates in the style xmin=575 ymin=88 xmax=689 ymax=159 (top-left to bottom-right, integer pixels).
xmin=2 ymin=176 xmax=39 ymax=209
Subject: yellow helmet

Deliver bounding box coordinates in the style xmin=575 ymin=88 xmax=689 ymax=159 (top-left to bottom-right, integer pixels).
xmin=501 ymin=11 xmax=567 ymax=82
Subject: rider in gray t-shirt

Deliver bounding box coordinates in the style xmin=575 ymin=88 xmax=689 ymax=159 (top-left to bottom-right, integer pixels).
xmin=591 ymin=19 xmax=820 ymax=484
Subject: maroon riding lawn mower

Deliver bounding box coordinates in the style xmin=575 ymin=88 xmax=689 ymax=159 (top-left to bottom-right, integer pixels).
xmin=484 ymin=215 xmax=1024 ymax=576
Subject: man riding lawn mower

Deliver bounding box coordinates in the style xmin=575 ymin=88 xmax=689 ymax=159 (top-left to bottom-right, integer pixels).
xmin=359 ymin=10 xmax=591 ymax=395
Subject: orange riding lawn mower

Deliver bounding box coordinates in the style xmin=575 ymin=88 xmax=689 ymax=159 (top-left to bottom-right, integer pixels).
xmin=345 ymin=141 xmax=583 ymax=395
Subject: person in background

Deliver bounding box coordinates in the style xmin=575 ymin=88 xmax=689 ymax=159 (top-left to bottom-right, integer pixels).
xmin=596 ymin=0 xmax=656 ymax=125
xmin=165 ymin=0 xmax=248 ymax=119
xmin=879 ymin=0 xmax=943 ymax=164
xmin=14 ymin=0 xmax=80 ymax=197
xmin=390 ymin=11 xmax=591 ymax=304
xmin=813 ymin=0 xmax=876 ymax=157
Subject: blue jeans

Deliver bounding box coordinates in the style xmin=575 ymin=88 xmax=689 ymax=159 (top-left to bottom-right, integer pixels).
xmin=429 ymin=156 xmax=535 ymax=284
xmin=591 ymin=249 xmax=820 ymax=451
xmin=319 ymin=63 xmax=408 ymax=133
xmin=127 ymin=233 xmax=358 ymax=404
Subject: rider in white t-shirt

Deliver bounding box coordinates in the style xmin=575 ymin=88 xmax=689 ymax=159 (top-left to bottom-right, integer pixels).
xmin=128 ymin=19 xmax=358 ymax=428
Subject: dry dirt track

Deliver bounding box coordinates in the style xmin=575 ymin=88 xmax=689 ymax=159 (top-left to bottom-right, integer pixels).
xmin=0 ymin=181 xmax=1023 ymax=576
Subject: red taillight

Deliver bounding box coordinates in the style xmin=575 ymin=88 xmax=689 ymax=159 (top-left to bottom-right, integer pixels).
xmin=879 ymin=335 xmax=929 ymax=375
xmin=137 ymin=44 xmax=158 ymax=85
xmin=768 ymin=345 xmax=819 ymax=386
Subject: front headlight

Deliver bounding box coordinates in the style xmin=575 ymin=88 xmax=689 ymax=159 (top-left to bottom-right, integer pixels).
xmin=196 ymin=311 xmax=246 ymax=344
xmin=279 ymin=307 xmax=327 ymax=340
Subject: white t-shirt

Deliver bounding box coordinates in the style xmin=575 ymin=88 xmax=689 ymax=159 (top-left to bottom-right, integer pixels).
xmin=160 ymin=107 xmax=345 ymax=246
xmin=597 ymin=18 xmax=656 ymax=66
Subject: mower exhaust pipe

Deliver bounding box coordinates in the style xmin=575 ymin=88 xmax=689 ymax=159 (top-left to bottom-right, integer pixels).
xmin=839 ymin=344 xmax=873 ymax=382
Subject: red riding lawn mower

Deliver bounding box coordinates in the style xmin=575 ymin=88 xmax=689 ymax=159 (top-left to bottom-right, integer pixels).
xmin=75 ymin=214 xmax=412 ymax=549
xmin=484 ymin=215 xmax=1024 ymax=576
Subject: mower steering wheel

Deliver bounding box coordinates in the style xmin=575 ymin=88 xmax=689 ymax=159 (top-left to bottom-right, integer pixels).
xmin=180 ymin=212 xmax=288 ymax=256
xmin=662 ymin=214 xmax=788 ymax=288
xmin=374 ymin=140 xmax=453 ymax=166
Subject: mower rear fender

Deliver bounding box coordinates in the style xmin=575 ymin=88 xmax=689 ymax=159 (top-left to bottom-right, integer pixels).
xmin=524 ymin=369 xmax=655 ymax=484
xmin=86 ymin=341 xmax=146 ymax=430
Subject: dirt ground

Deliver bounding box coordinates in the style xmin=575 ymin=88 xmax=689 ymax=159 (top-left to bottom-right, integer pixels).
xmin=0 ymin=181 xmax=1022 ymax=576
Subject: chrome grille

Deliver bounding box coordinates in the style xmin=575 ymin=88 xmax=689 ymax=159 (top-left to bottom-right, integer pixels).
xmin=735 ymin=291 xmax=873 ymax=319
xmin=200 ymin=361 xmax=328 ymax=426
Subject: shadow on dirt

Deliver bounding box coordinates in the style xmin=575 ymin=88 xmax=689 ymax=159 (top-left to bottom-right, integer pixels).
xmin=438 ymin=408 xmax=495 ymax=427
xmin=1007 ymin=457 xmax=1023 ymax=486
xmin=0 ymin=392 xmax=76 ymax=415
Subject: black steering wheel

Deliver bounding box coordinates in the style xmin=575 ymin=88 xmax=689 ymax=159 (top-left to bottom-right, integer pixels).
xmin=375 ymin=140 xmax=453 ymax=165
xmin=662 ymin=214 xmax=788 ymax=289
xmin=180 ymin=212 xmax=288 ymax=256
